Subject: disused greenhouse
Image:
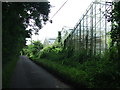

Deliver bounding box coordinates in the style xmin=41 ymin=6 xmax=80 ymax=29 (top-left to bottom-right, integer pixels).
xmin=58 ymin=0 xmax=113 ymax=55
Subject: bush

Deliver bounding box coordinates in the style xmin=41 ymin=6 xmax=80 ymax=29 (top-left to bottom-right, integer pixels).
xmin=26 ymin=42 xmax=120 ymax=88
xmin=22 ymin=40 xmax=43 ymax=59
xmin=39 ymin=45 xmax=63 ymax=60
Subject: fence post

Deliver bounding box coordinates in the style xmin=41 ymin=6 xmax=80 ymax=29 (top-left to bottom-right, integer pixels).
xmin=99 ymin=1 xmax=102 ymax=54
xmin=94 ymin=2 xmax=97 ymax=55
xmin=86 ymin=13 xmax=88 ymax=54
xmin=83 ymin=16 xmax=85 ymax=49
xmin=90 ymin=4 xmax=93 ymax=56
xmin=105 ymin=2 xmax=107 ymax=50
xmin=78 ymin=21 xmax=81 ymax=51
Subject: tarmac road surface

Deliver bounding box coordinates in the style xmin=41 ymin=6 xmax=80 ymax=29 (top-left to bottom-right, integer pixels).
xmin=10 ymin=56 xmax=72 ymax=88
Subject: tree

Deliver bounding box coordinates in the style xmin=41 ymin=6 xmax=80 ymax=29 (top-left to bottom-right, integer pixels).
xmin=2 ymin=2 xmax=50 ymax=66
xmin=22 ymin=40 xmax=43 ymax=58
xmin=110 ymin=1 xmax=120 ymax=60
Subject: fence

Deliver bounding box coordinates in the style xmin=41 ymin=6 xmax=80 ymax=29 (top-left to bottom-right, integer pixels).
xmin=62 ymin=0 xmax=112 ymax=55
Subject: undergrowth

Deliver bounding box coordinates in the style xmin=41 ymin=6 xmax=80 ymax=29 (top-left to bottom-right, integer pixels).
xmin=2 ymin=57 xmax=18 ymax=88
xmin=24 ymin=43 xmax=120 ymax=88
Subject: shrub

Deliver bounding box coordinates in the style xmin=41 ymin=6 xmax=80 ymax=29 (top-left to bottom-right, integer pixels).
xmin=39 ymin=45 xmax=63 ymax=60
xmin=26 ymin=40 xmax=120 ymax=88
xmin=22 ymin=40 xmax=43 ymax=59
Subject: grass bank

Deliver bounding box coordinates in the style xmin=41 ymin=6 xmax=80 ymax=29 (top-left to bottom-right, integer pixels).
xmin=24 ymin=42 xmax=120 ymax=88
xmin=2 ymin=57 xmax=18 ymax=88
xmin=30 ymin=56 xmax=120 ymax=88
xmin=31 ymin=58 xmax=91 ymax=88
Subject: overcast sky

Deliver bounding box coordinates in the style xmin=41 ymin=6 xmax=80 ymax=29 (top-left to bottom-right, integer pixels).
xmin=26 ymin=0 xmax=94 ymax=44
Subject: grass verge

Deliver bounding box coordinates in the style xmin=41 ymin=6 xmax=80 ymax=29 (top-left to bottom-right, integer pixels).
xmin=30 ymin=57 xmax=120 ymax=88
xmin=30 ymin=58 xmax=88 ymax=88
xmin=2 ymin=57 xmax=18 ymax=88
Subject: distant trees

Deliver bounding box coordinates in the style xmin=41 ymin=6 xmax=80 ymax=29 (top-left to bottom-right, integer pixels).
xmin=2 ymin=2 xmax=50 ymax=66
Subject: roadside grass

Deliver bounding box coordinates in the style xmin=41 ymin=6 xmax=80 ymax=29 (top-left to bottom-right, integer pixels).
xmin=31 ymin=58 xmax=90 ymax=88
xmin=25 ymin=44 xmax=120 ymax=88
xmin=2 ymin=57 xmax=18 ymax=88
xmin=31 ymin=55 xmax=120 ymax=88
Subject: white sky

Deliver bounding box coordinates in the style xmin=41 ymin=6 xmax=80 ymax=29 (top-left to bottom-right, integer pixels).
xmin=26 ymin=0 xmax=93 ymax=44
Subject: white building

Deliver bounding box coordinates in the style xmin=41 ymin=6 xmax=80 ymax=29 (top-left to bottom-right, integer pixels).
xmin=43 ymin=38 xmax=56 ymax=47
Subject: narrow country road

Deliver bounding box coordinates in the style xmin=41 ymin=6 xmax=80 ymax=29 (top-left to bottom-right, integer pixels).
xmin=10 ymin=56 xmax=72 ymax=88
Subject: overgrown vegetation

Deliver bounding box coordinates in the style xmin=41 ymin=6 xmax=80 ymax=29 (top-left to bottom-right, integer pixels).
xmin=2 ymin=2 xmax=50 ymax=88
xmin=22 ymin=40 xmax=43 ymax=59
xmin=110 ymin=1 xmax=120 ymax=60
xmin=23 ymin=2 xmax=120 ymax=87
xmin=3 ymin=1 xmax=119 ymax=88
xmin=24 ymin=42 xmax=120 ymax=88
xmin=2 ymin=57 xmax=18 ymax=88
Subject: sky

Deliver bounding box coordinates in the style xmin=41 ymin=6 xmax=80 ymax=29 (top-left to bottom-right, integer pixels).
xmin=26 ymin=0 xmax=94 ymax=45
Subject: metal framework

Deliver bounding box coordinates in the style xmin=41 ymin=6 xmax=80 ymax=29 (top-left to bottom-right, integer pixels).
xmin=62 ymin=0 xmax=112 ymax=55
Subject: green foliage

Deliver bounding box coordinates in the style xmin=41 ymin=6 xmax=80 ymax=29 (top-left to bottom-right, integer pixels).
xmin=39 ymin=45 xmax=63 ymax=60
xmin=29 ymin=44 xmax=120 ymax=88
xmin=22 ymin=40 xmax=43 ymax=59
xmin=23 ymin=2 xmax=120 ymax=88
xmin=33 ymin=59 xmax=88 ymax=88
xmin=2 ymin=2 xmax=50 ymax=88
xmin=111 ymin=1 xmax=120 ymax=45
xmin=2 ymin=57 xmax=18 ymax=88
xmin=32 ymin=46 xmax=120 ymax=87
xmin=2 ymin=2 xmax=50 ymax=66
xmin=110 ymin=1 xmax=120 ymax=59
